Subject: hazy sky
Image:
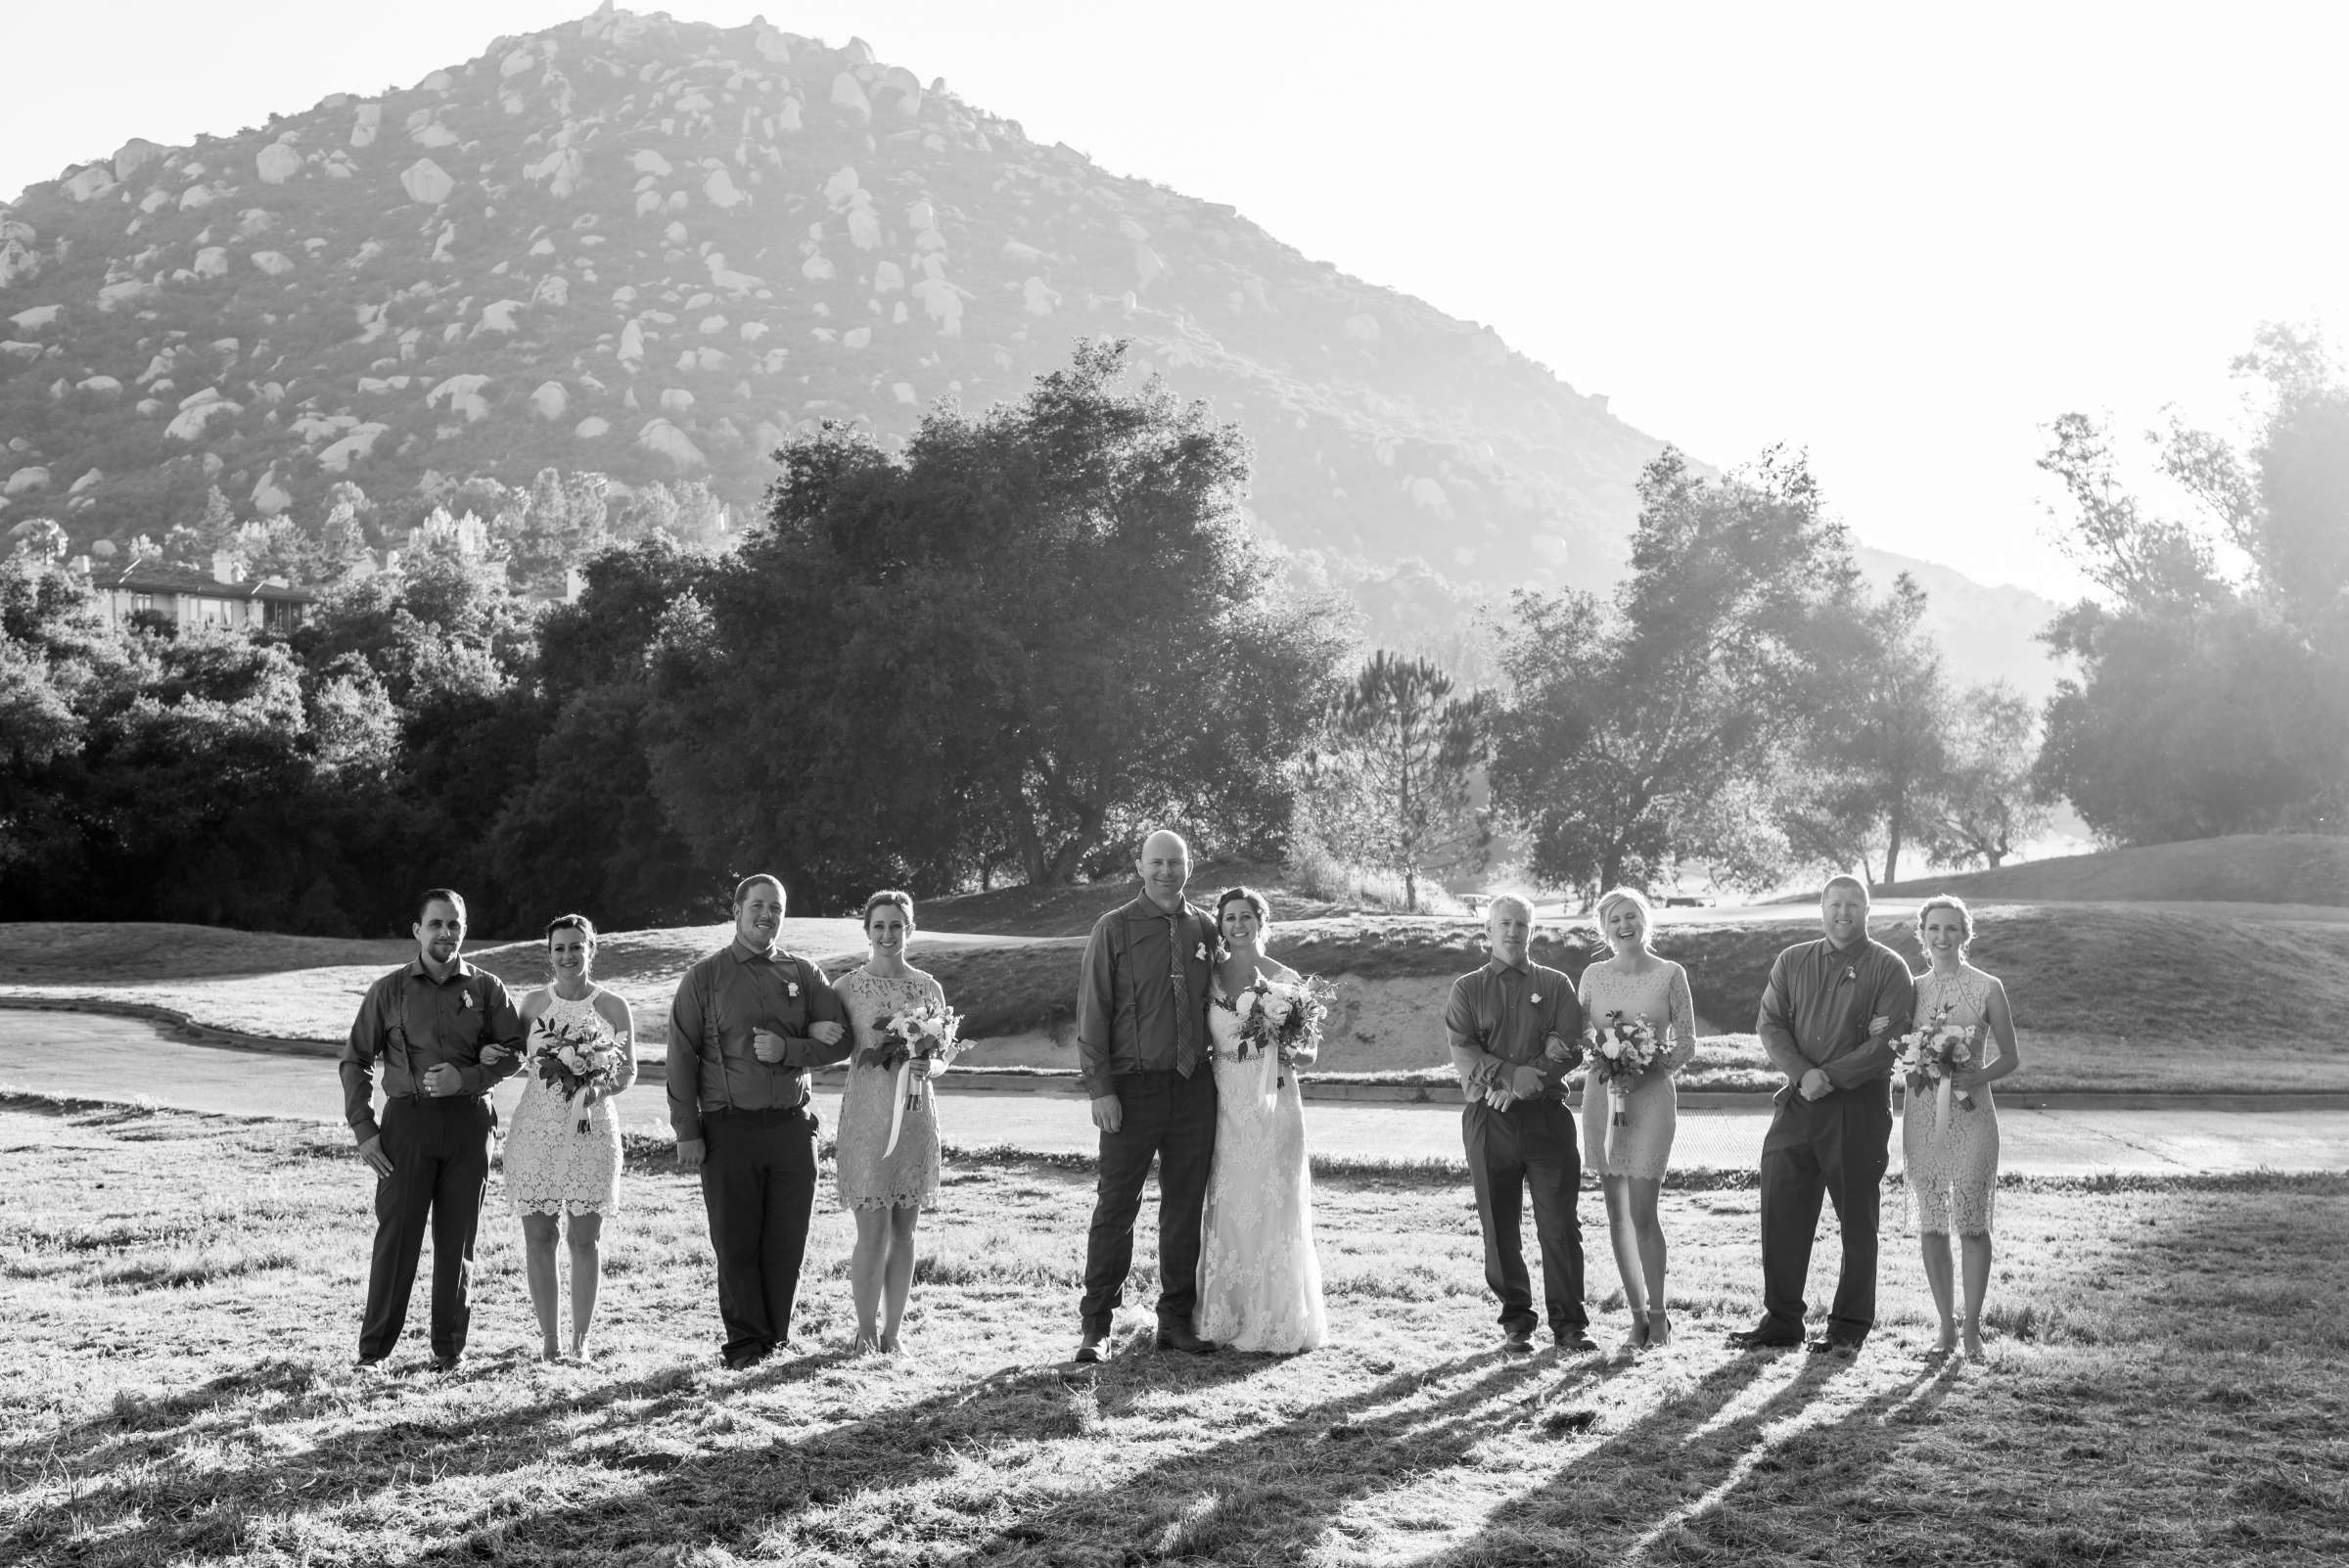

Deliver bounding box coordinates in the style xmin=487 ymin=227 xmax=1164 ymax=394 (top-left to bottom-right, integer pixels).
xmin=6 ymin=1 xmax=2344 ymax=594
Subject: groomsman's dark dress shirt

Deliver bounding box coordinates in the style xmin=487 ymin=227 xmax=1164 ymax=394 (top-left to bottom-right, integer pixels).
xmin=1443 ymin=958 xmax=1583 ymax=1100
xmin=666 ymin=938 xmax=852 ymax=1142
xmin=1755 ymin=937 xmax=1914 ymax=1097
xmin=1075 ymin=896 xmax=1218 ymax=1100
xmin=340 ymin=959 xmax=525 ymax=1143
xmin=339 ymin=958 xmax=524 ymax=1365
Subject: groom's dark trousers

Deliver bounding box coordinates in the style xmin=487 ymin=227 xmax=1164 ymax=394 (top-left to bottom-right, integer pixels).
xmin=1082 ymin=1068 xmax=1218 ymax=1333
xmin=1758 ymin=1086 xmax=1892 ymax=1343
xmin=360 ymin=1094 xmax=494 ymax=1362
xmin=1463 ymin=1097 xmax=1588 ymax=1337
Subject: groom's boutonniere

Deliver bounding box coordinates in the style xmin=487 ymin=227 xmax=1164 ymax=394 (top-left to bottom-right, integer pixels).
xmin=1195 ymin=942 xmax=1209 ymax=963
xmin=785 ymin=980 xmax=802 ymax=999
xmin=460 ymin=989 xmax=476 ymax=1010
xmin=1839 ymin=964 xmax=1857 ymax=987
xmin=1530 ymin=992 xmax=1543 ymax=1004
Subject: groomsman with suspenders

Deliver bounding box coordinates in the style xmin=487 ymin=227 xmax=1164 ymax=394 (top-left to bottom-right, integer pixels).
xmin=341 ymin=888 xmax=525 ymax=1371
xmin=668 ymin=874 xmax=852 ymax=1368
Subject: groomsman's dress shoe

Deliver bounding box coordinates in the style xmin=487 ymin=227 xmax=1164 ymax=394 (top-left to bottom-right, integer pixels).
xmin=1073 ymin=1331 xmax=1109 ymax=1365
xmin=1727 ymin=1323 xmax=1803 ymax=1350
xmin=1154 ymin=1322 xmax=1219 ymax=1355
xmin=1500 ymin=1328 xmax=1536 ymax=1357
xmin=1807 ymin=1335 xmax=1863 ymax=1360
xmin=1553 ymin=1328 xmax=1600 ymax=1355
xmin=430 ymin=1355 xmax=462 ymax=1374
xmin=722 ymin=1345 xmax=774 ymax=1370
xmin=352 ymin=1354 xmax=387 ymax=1371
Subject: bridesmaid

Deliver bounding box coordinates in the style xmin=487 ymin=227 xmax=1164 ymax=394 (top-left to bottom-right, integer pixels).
xmin=484 ymin=914 xmax=635 ymax=1363
xmin=1904 ymin=896 xmax=2021 ymax=1362
xmin=832 ymin=891 xmax=952 ymax=1353
xmin=1575 ymin=888 xmax=1697 ymax=1350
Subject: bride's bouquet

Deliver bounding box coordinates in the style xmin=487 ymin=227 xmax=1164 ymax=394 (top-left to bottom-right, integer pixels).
xmin=1898 ymin=1001 xmax=1977 ymax=1134
xmin=531 ymin=1017 xmax=625 ymax=1134
xmin=872 ymin=1002 xmax=963 ymax=1156
xmin=1584 ymin=1009 xmax=1662 ymax=1128
xmin=1233 ymin=974 xmax=1338 ymax=1087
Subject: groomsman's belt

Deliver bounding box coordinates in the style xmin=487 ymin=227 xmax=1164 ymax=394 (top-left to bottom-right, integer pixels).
xmin=703 ymin=1100 xmax=807 ymax=1119
xmin=391 ymin=1089 xmax=488 ymax=1103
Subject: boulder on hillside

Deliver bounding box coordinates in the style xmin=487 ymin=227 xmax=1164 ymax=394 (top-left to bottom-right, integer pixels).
xmin=4 ymin=467 xmax=50 ymax=496
xmin=192 ymin=247 xmax=229 ymax=278
xmin=637 ymin=417 xmax=704 ymax=469
xmin=251 ymin=251 xmax=296 ymax=277
xmin=63 ymin=164 xmax=116 ymax=203
xmin=251 ymin=471 xmax=294 ymax=514
xmin=575 ymin=415 xmax=610 ymax=438
xmin=317 ymin=424 xmax=390 ymax=472
xmin=113 ymin=139 xmax=165 ymax=180
xmin=530 ymin=381 xmax=569 ymax=420
xmin=256 ymin=143 xmax=303 ymax=185
xmin=400 ymin=160 xmax=455 ymax=205
xmin=703 ymin=167 xmax=744 ymax=208
xmin=351 ymin=103 xmax=382 ymax=147
xmin=830 ymin=73 xmax=872 ymax=120
xmin=9 ymin=304 xmax=61 ymax=333
xmin=427 ymin=373 xmax=491 ymax=422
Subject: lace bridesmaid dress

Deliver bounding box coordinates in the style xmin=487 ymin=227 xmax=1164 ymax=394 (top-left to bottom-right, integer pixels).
xmin=1575 ymin=959 xmax=1697 ymax=1179
xmin=1902 ymin=967 xmax=2002 ymax=1235
xmin=1195 ymin=985 xmax=1327 ymax=1353
xmin=833 ymin=968 xmax=948 ymax=1212
xmin=504 ymin=989 xmax=631 ymax=1217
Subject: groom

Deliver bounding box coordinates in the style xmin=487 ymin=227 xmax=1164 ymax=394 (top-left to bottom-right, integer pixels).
xmin=1729 ymin=874 xmax=1915 ymax=1357
xmin=1073 ymin=828 xmax=1221 ymax=1362
xmin=1446 ymin=895 xmax=1594 ymax=1355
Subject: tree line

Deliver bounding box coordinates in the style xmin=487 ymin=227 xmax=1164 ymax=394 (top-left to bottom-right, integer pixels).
xmin=4 ymin=334 xmax=2336 ymax=934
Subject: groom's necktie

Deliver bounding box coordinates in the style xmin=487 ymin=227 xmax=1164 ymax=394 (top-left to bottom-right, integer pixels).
xmin=1167 ymin=912 xmax=1203 ymax=1078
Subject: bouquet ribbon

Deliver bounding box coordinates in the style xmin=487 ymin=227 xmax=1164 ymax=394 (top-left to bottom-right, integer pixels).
xmin=884 ymin=1059 xmax=914 ymax=1157
xmin=1933 ymin=1075 xmax=1955 ymax=1137
xmin=569 ymin=1085 xmax=593 ymax=1135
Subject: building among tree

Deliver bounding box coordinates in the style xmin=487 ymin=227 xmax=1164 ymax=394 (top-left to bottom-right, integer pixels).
xmin=88 ymin=551 xmax=315 ymax=634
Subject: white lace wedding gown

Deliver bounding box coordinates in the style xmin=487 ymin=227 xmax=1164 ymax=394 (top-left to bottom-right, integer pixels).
xmin=1195 ymin=986 xmax=1327 ymax=1353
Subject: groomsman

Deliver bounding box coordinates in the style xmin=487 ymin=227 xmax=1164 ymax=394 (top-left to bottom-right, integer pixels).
xmin=668 ymin=874 xmax=850 ymax=1368
xmin=1729 ymin=875 xmax=1916 ymax=1357
xmin=342 ymin=889 xmax=525 ymax=1371
xmin=1446 ymin=896 xmax=1595 ymax=1355
xmin=1074 ymin=829 xmax=1221 ymax=1362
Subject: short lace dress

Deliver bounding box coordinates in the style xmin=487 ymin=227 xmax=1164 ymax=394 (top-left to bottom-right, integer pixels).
xmin=833 ymin=967 xmax=949 ymax=1212
xmin=503 ymin=988 xmax=632 ymax=1218
xmin=1575 ymin=958 xmax=1697 ymax=1180
xmin=1901 ymin=966 xmax=2003 ymax=1236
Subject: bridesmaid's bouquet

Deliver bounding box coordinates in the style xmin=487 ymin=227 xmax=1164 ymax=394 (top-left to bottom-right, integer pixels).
xmin=1584 ymin=1010 xmax=1662 ymax=1128
xmin=1898 ymin=1002 xmax=1977 ymax=1133
xmin=1233 ymin=975 xmax=1339 ymax=1086
xmin=532 ymin=1018 xmax=623 ymax=1134
xmin=873 ymin=1002 xmax=962 ymax=1156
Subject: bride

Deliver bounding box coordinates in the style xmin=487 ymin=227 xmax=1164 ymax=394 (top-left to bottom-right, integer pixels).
xmin=1195 ymin=886 xmax=1327 ymax=1353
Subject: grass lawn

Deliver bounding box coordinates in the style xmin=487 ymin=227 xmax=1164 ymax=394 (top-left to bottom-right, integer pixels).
xmin=2 ymin=1097 xmax=2344 ymax=1566
xmin=1880 ymin=833 xmax=2349 ymax=907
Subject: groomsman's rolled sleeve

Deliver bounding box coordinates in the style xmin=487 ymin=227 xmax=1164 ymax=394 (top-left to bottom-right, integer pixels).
xmin=1756 ymin=953 xmax=1808 ymax=1084
xmin=340 ymin=980 xmax=392 ymax=1145
xmin=1075 ymin=919 xmax=1119 ymax=1099
xmin=668 ymin=965 xmax=712 ymax=1143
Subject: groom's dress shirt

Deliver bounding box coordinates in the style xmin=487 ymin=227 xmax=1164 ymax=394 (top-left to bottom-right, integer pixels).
xmin=667 ymin=938 xmax=851 ymax=1141
xmin=1756 ymin=936 xmax=1915 ymax=1093
xmin=1445 ymin=958 xmax=1582 ymax=1100
xmin=1076 ymin=896 xmax=1217 ymax=1099
xmin=340 ymin=959 xmax=525 ymax=1145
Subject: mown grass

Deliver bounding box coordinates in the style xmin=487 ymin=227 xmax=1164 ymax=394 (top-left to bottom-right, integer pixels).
xmin=1881 ymin=831 xmax=2349 ymax=907
xmin=1 ymin=1097 xmax=2343 ymax=1566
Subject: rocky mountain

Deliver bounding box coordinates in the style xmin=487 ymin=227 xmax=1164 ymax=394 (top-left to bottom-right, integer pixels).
xmin=1854 ymin=547 xmax=2064 ymax=700
xmin=0 ymin=4 xmax=1667 ymax=591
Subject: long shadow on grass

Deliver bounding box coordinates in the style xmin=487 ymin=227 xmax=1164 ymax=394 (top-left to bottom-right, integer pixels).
xmin=1410 ymin=1352 xmax=1962 ymax=1564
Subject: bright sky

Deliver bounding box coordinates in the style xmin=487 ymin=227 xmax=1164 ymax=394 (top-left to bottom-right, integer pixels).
xmin=6 ymin=1 xmax=2344 ymax=594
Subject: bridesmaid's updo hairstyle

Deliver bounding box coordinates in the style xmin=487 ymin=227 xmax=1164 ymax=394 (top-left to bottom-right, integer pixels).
xmin=1216 ymin=886 xmax=1270 ymax=934
xmin=1916 ymin=895 xmax=1974 ymax=947
xmin=1593 ymin=887 xmax=1654 ymax=945
xmin=543 ymin=912 xmax=597 ymax=950
xmin=862 ymin=889 xmax=915 ymax=930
